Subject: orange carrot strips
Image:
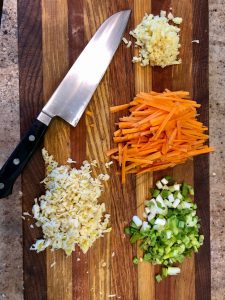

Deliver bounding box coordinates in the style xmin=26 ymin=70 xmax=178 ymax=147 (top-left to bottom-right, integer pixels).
xmin=108 ymin=89 xmax=214 ymax=183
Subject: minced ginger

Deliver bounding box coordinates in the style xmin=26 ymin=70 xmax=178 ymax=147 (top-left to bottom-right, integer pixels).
xmin=128 ymin=10 xmax=182 ymax=68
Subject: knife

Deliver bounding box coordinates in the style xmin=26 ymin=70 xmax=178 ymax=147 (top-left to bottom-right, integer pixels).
xmin=0 ymin=10 xmax=131 ymax=198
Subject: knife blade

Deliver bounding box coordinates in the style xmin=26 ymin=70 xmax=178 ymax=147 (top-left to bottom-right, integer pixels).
xmin=0 ymin=10 xmax=131 ymax=198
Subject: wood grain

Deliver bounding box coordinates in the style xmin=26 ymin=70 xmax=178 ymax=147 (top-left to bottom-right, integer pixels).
xmin=67 ymin=1 xmax=90 ymax=299
xmin=152 ymin=0 xmax=196 ymax=299
xmin=18 ymin=0 xmax=47 ymax=299
xmin=84 ymin=4 xmax=111 ymax=299
xmin=84 ymin=2 xmax=137 ymax=299
xmin=192 ymin=0 xmax=211 ymax=299
xmin=107 ymin=1 xmax=140 ymax=299
xmin=41 ymin=1 xmax=72 ymax=300
xmin=133 ymin=1 xmax=155 ymax=300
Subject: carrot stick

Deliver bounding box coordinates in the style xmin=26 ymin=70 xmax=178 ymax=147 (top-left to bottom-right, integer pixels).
xmin=135 ymin=98 xmax=174 ymax=112
xmin=153 ymin=106 xmax=177 ymax=140
xmin=110 ymin=104 xmax=130 ymax=113
xmin=168 ymin=128 xmax=178 ymax=145
xmin=113 ymin=129 xmax=122 ymax=137
xmin=135 ymin=110 xmax=166 ymax=127
xmin=106 ymin=148 xmax=118 ymax=156
xmin=126 ymin=158 xmax=154 ymax=164
xmin=122 ymin=145 xmax=127 ymax=184
xmin=137 ymin=163 xmax=174 ymax=175
xmin=118 ymin=143 xmax=123 ymax=166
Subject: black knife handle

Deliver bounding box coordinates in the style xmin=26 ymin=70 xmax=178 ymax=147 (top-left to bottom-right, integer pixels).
xmin=0 ymin=119 xmax=48 ymax=198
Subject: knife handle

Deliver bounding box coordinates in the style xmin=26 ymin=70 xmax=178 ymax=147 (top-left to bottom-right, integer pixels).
xmin=0 ymin=119 xmax=48 ymax=199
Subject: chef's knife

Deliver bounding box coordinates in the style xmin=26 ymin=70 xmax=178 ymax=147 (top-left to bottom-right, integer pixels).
xmin=0 ymin=10 xmax=131 ymax=198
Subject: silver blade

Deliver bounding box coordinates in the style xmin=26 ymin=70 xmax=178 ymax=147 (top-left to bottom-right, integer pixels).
xmin=38 ymin=10 xmax=131 ymax=127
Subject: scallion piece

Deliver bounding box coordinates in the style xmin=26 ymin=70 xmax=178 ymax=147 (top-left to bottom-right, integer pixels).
xmin=152 ymin=189 xmax=161 ymax=198
xmin=155 ymin=274 xmax=162 ymax=282
xmin=124 ymin=227 xmax=131 ymax=235
xmin=133 ymin=256 xmax=139 ymax=264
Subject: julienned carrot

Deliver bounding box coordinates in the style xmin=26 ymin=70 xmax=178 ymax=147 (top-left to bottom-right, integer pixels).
xmin=113 ymin=129 xmax=121 ymax=137
xmin=106 ymin=148 xmax=118 ymax=157
xmin=108 ymin=90 xmax=214 ymax=183
xmin=118 ymin=143 xmax=123 ymax=166
xmin=122 ymin=145 xmax=127 ymax=184
xmin=110 ymin=104 xmax=130 ymax=113
xmin=153 ymin=106 xmax=177 ymax=140
xmin=135 ymin=110 xmax=166 ymax=127
xmin=168 ymin=128 xmax=178 ymax=145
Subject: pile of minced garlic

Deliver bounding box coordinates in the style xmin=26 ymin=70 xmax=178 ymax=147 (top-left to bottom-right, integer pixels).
xmin=125 ymin=10 xmax=182 ymax=68
xmin=30 ymin=149 xmax=111 ymax=255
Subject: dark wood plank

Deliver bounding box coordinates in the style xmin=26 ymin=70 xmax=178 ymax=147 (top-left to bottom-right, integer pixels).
xmin=67 ymin=1 xmax=90 ymax=299
xmin=17 ymin=1 xmax=47 ymax=299
xmin=192 ymin=0 xmax=211 ymax=299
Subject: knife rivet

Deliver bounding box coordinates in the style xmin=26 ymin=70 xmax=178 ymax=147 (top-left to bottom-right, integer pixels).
xmin=13 ymin=158 xmax=20 ymax=165
xmin=29 ymin=135 xmax=35 ymax=142
xmin=0 ymin=183 xmax=4 ymax=189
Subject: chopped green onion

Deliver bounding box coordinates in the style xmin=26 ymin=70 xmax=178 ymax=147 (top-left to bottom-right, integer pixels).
xmin=124 ymin=227 xmax=131 ymax=235
xmin=132 ymin=215 xmax=142 ymax=227
xmin=174 ymin=184 xmax=180 ymax=191
xmin=156 ymin=181 xmax=163 ymax=189
xmin=167 ymin=267 xmax=181 ymax=275
xmin=165 ymin=176 xmax=172 ymax=182
xmin=181 ymin=182 xmax=189 ymax=197
xmin=162 ymin=267 xmax=168 ymax=278
xmin=161 ymin=190 xmax=170 ymax=199
xmin=155 ymin=274 xmax=162 ymax=282
xmin=125 ymin=177 xmax=203 ymax=282
xmin=130 ymin=232 xmax=142 ymax=244
xmin=133 ymin=256 xmax=139 ymax=264
xmin=178 ymin=221 xmax=185 ymax=228
xmin=177 ymin=192 xmax=183 ymax=200
xmin=153 ymin=189 xmax=161 ymax=198
xmin=161 ymin=178 xmax=169 ymax=185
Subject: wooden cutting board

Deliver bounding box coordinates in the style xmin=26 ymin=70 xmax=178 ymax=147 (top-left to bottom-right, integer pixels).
xmin=18 ymin=0 xmax=210 ymax=299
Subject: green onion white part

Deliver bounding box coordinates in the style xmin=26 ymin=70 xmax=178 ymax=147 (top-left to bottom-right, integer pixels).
xmin=132 ymin=216 xmax=142 ymax=227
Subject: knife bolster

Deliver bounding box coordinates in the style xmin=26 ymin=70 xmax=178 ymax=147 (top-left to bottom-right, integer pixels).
xmin=37 ymin=111 xmax=52 ymax=126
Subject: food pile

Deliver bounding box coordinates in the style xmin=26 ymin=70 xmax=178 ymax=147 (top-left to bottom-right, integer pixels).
xmin=125 ymin=177 xmax=204 ymax=281
xmin=127 ymin=11 xmax=182 ymax=67
xmin=30 ymin=149 xmax=111 ymax=255
xmin=108 ymin=90 xmax=214 ymax=183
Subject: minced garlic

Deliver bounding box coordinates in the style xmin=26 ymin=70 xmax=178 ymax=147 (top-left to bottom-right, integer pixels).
xmin=129 ymin=11 xmax=182 ymax=68
xmin=30 ymin=149 xmax=111 ymax=255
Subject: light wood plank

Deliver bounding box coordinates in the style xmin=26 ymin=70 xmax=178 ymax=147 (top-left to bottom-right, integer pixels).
xmin=153 ymin=0 xmax=195 ymax=299
xmin=133 ymin=1 xmax=155 ymax=300
xmin=84 ymin=2 xmax=111 ymax=298
xmin=42 ymin=1 xmax=72 ymax=299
